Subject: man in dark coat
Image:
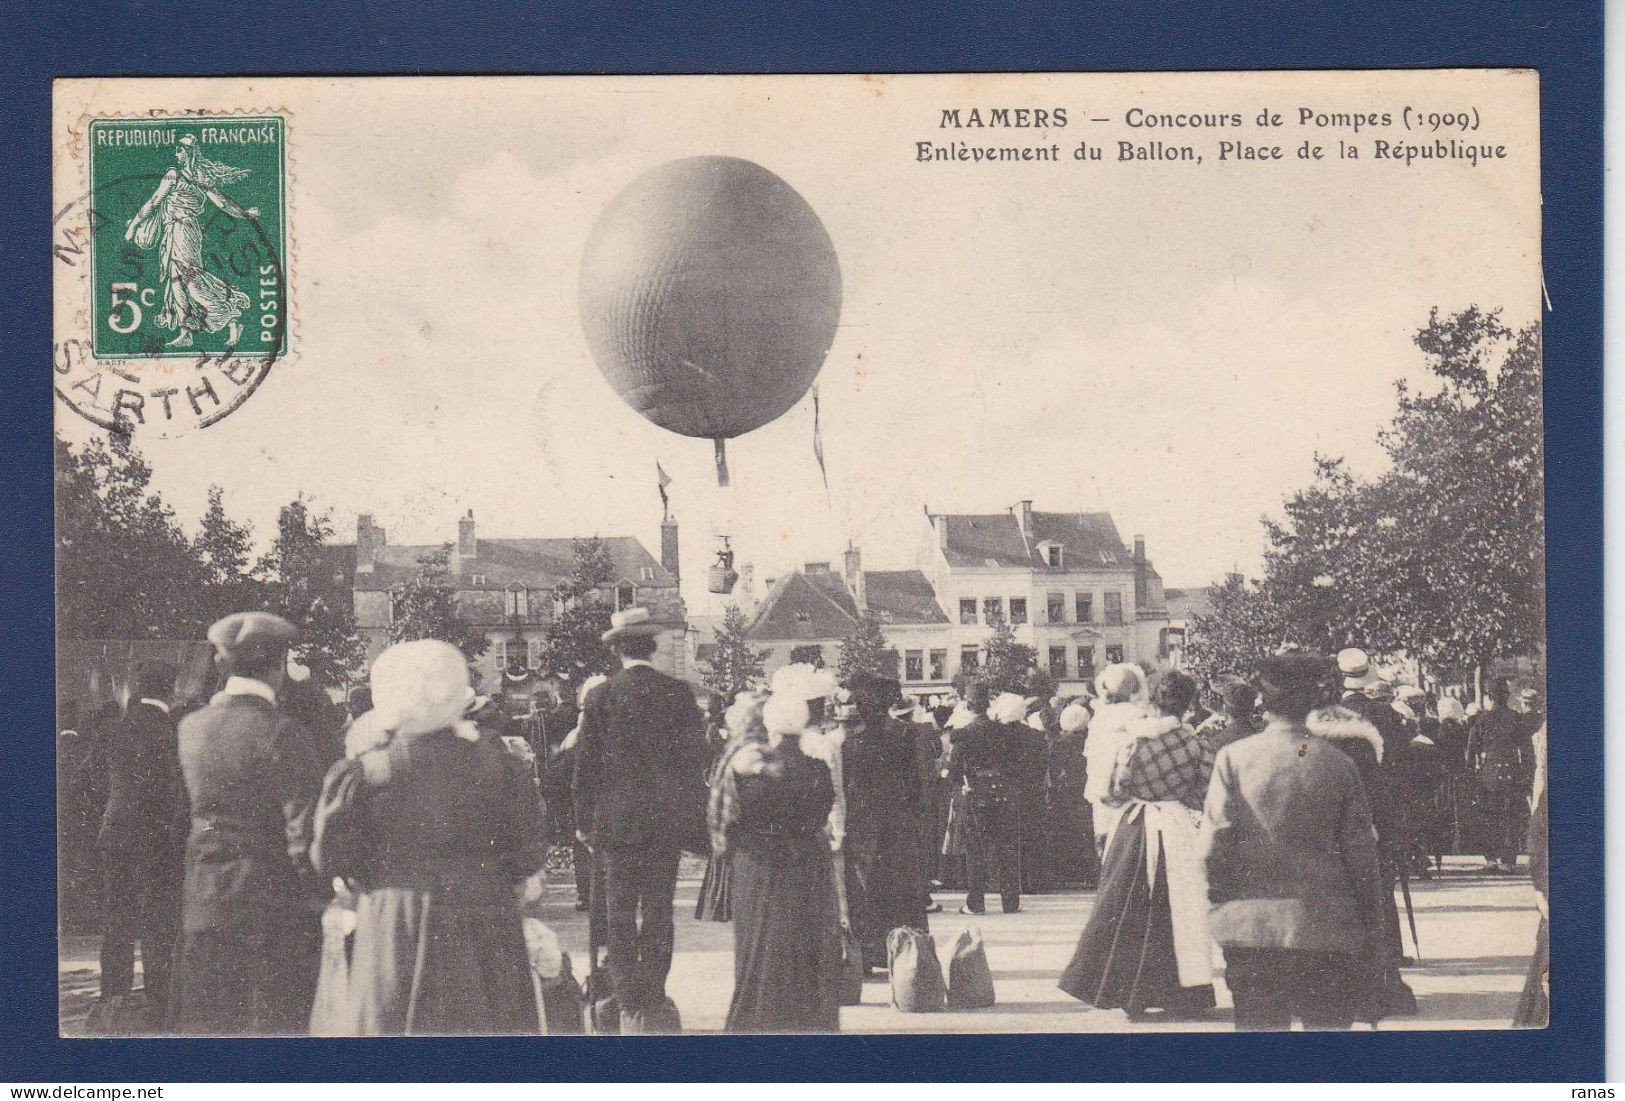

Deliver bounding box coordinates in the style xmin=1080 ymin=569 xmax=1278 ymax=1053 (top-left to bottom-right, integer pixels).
xmin=944 ymin=684 xmax=1024 ymax=915
xmin=841 ymin=675 xmax=930 ymax=968
xmin=573 ymin=607 xmax=708 ymax=1033
xmin=92 ymin=661 xmax=188 ymax=1026
xmin=1467 ymin=679 xmax=1531 ymax=873
xmin=171 ymin=612 xmax=325 ymax=1036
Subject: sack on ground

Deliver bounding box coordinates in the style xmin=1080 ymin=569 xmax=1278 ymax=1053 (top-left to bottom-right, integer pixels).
xmin=538 ymin=951 xmax=586 ymax=1034
xmin=887 ymin=926 xmax=947 ymax=1013
xmin=839 ymin=924 xmax=865 ymax=1006
xmin=945 ymin=926 xmax=996 ymax=1009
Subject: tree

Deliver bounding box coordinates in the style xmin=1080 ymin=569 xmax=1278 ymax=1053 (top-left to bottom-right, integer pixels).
xmin=1181 ymin=573 xmax=1285 ymax=688
xmin=704 ymin=603 xmax=765 ymax=700
xmin=254 ymin=495 xmax=365 ymax=686
xmin=387 ymin=544 xmax=489 ymax=663
xmin=55 ymin=431 xmax=205 ymax=640
xmin=1379 ymin=307 xmax=1544 ymax=671
xmin=980 ymin=615 xmax=1037 ymax=695
xmin=836 ymin=613 xmax=900 ymax=684
xmin=538 ymin=537 xmax=618 ymax=688
xmin=192 ymin=484 xmax=261 ymax=628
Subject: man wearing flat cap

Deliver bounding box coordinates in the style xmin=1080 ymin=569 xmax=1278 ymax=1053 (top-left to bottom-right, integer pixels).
xmin=170 ymin=611 xmax=326 ymax=1035
xmin=572 ymin=607 xmax=708 ymax=1033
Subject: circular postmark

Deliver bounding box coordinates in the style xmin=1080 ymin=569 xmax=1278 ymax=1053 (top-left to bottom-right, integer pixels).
xmin=53 ymin=171 xmax=287 ymax=438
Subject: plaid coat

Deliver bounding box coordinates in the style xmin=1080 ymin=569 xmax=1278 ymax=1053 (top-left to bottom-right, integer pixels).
xmin=1108 ymin=716 xmax=1216 ymax=811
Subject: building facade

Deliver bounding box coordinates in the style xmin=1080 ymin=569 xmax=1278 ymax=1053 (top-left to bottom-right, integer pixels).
xmin=741 ymin=548 xmax=952 ymax=687
xmin=725 ymin=503 xmax=1174 ymax=699
xmin=346 ymin=510 xmax=687 ymax=697
xmin=918 ymin=501 xmax=1173 ymax=694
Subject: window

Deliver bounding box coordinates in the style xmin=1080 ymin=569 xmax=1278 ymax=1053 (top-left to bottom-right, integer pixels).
xmin=552 ymin=595 xmax=567 ymax=619
xmin=904 ymin=650 xmax=924 ymax=682
xmin=470 ymin=574 xmax=488 ymax=587
xmin=1009 ymin=598 xmax=1027 ymax=625
xmin=1105 ymin=644 xmax=1125 ymax=665
xmin=639 ymin=566 xmax=655 ymax=582
xmin=1104 ymin=591 xmax=1124 ymax=626
xmin=1077 ymin=645 xmax=1096 ymax=680
xmin=1046 ymin=591 xmax=1066 ymax=624
xmin=790 ymin=644 xmax=824 ymax=667
xmin=960 ymin=645 xmax=980 ymax=673
xmin=1048 ymin=645 xmax=1068 ymax=679
xmin=615 ymin=582 xmax=637 ymax=611
xmin=795 ymin=611 xmax=812 ymax=625
xmin=929 ymin=649 xmax=947 ymax=681
xmin=1043 ymin=543 xmax=1064 ymax=568
xmin=982 ymin=596 xmax=1003 ymax=624
xmin=504 ymin=585 xmax=529 ymax=619
xmin=959 ymin=598 xmax=977 ymax=625
xmin=1076 ymin=593 xmax=1094 ymax=623
xmin=527 ymin=638 xmax=542 ymax=668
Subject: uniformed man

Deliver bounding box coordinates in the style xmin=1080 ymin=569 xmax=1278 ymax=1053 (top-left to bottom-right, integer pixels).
xmin=170 ymin=612 xmax=325 ymax=1035
xmin=944 ymin=684 xmax=1024 ymax=915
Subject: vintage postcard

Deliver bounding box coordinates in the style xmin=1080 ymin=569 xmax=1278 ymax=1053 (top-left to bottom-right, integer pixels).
xmin=52 ymin=71 xmax=1544 ymax=1037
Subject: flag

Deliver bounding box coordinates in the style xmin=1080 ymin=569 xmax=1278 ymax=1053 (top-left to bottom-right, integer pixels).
xmin=656 ymin=460 xmax=672 ymax=515
xmin=812 ymin=385 xmax=828 ymax=492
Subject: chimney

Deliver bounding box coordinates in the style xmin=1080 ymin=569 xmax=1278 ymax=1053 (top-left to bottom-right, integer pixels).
xmin=356 ymin=513 xmax=385 ymax=572
xmin=457 ymin=509 xmax=477 ymax=558
xmin=935 ymin=514 xmax=950 ymax=551
xmin=1133 ymin=533 xmax=1146 ymax=563
xmin=660 ymin=516 xmax=680 ymax=586
xmin=843 ymin=543 xmax=866 ymax=612
xmin=1017 ymin=499 xmax=1034 ymax=535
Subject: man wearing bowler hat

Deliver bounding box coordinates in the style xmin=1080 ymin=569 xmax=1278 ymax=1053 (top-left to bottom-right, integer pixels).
xmin=573 ymin=607 xmax=709 ymax=1033
xmin=170 ymin=611 xmax=325 ymax=1035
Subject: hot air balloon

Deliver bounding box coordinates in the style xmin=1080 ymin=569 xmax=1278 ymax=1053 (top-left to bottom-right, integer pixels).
xmin=578 ymin=156 xmax=842 ymax=486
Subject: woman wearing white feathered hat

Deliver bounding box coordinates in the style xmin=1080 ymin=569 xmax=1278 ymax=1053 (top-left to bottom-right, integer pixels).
xmin=311 ymin=639 xmax=548 ymax=1034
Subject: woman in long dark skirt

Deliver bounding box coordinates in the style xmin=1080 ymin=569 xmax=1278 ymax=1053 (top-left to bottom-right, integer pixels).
xmin=696 ymin=692 xmax=768 ymax=922
xmin=311 ymin=640 xmax=546 ymax=1035
xmin=716 ymin=692 xmax=842 ymax=1033
xmin=1060 ymin=670 xmax=1216 ymax=1020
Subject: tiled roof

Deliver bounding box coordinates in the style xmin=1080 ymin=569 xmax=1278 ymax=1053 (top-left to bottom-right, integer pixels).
xmin=350 ymin=536 xmax=672 ymax=592
xmin=746 ymin=571 xmax=859 ymax=641
xmin=864 ymin=570 xmax=949 ymax=625
xmin=929 ymin=510 xmax=1133 ymax=570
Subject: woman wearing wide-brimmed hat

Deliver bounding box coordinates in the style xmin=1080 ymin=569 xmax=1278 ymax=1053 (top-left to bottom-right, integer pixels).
xmin=716 ymin=690 xmax=843 ymax=1032
xmin=311 ymin=639 xmax=547 ymax=1034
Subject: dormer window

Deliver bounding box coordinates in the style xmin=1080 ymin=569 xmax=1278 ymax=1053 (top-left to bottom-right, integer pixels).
xmin=1040 ymin=542 xmax=1064 ymax=568
xmin=470 ymin=574 xmax=488 ymax=587
xmin=615 ymin=582 xmax=637 ymax=611
xmin=639 ymin=566 xmax=655 ymax=582
xmin=504 ymin=584 xmax=529 ymax=618
xmin=795 ymin=611 xmax=812 ymax=625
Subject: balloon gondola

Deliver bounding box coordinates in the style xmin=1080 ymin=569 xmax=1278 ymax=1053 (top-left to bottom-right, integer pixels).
xmin=578 ymin=156 xmax=843 ymax=487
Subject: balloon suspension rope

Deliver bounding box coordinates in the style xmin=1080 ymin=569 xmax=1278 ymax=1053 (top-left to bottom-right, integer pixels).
xmin=714 ymin=438 xmax=730 ymax=487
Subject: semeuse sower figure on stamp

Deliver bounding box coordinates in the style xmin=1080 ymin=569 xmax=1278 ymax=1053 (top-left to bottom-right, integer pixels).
xmin=123 ymin=134 xmax=259 ymax=348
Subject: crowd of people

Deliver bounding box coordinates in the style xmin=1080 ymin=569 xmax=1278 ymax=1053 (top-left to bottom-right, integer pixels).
xmin=57 ymin=605 xmax=1548 ymax=1036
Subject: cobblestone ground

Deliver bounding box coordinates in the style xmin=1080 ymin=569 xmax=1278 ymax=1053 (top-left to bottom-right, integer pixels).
xmin=60 ymin=857 xmax=1539 ymax=1035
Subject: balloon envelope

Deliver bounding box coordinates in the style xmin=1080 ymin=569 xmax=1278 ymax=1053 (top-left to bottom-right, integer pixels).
xmin=578 ymin=156 xmax=842 ymax=441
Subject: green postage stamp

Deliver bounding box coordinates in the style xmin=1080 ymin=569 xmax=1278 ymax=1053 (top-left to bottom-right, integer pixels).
xmin=87 ymin=116 xmax=287 ymax=359
xmin=55 ymin=113 xmax=289 ymax=435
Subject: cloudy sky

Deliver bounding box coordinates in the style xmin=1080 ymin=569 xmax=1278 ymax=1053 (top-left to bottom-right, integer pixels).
xmin=56 ymin=72 xmax=1540 ymax=612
